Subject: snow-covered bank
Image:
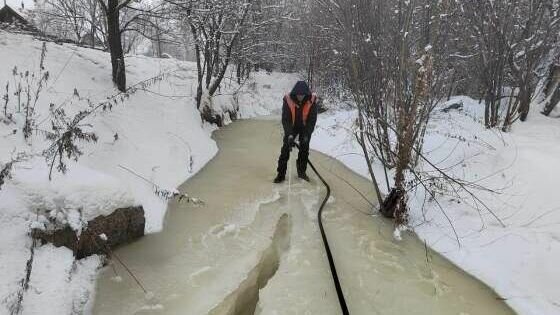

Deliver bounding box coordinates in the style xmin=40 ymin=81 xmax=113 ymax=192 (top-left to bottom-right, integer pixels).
xmin=0 ymin=31 xmax=215 ymax=314
xmin=310 ymin=97 xmax=560 ymax=315
xmin=0 ymin=31 xmax=296 ymax=314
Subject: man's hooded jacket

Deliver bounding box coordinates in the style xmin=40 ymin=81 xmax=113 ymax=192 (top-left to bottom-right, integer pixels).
xmin=281 ymin=81 xmax=318 ymax=136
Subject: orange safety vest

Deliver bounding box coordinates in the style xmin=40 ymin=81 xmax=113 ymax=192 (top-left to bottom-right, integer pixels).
xmin=285 ymin=93 xmax=316 ymax=126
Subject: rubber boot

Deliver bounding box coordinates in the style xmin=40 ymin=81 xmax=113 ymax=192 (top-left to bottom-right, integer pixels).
xmin=273 ymin=173 xmax=285 ymax=183
xmin=298 ymin=173 xmax=310 ymax=182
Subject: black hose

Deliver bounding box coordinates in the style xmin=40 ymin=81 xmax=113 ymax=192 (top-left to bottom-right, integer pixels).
xmin=294 ymin=143 xmax=349 ymax=314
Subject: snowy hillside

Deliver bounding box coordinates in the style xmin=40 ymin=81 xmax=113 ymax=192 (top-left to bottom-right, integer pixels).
xmin=311 ymin=97 xmax=560 ymax=315
xmin=0 ymin=31 xmax=297 ymax=314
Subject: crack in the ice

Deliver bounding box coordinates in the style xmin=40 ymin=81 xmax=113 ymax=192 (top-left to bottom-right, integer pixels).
xmin=208 ymin=213 xmax=291 ymax=315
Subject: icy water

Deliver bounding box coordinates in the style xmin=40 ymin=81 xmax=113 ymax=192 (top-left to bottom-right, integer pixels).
xmin=92 ymin=118 xmax=514 ymax=315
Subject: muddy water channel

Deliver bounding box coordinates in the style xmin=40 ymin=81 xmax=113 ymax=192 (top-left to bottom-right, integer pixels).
xmin=92 ymin=118 xmax=514 ymax=315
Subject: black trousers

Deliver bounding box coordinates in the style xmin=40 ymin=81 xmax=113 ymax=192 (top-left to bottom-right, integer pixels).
xmin=276 ymin=132 xmax=310 ymax=176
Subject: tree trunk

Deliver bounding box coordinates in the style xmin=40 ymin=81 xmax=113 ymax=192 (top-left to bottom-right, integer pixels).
xmin=392 ymin=142 xmax=410 ymax=224
xmin=195 ymin=47 xmax=203 ymax=108
xmin=90 ymin=0 xmax=97 ymax=48
xmin=542 ymin=84 xmax=560 ymax=116
xmin=501 ymin=93 xmax=516 ymax=132
xmin=156 ymin=30 xmax=162 ymax=58
xmin=245 ymin=64 xmax=250 ymax=79
xmin=208 ymin=2 xmax=251 ymax=96
xmin=90 ymin=11 xmax=96 ymax=48
xmin=106 ymin=0 xmax=126 ymax=92
xmin=187 ymin=19 xmax=203 ymax=109
xmin=356 ymin=111 xmax=384 ymax=208
xmin=543 ymin=65 xmax=560 ymax=96
xmin=484 ymin=95 xmax=491 ymax=128
xmin=208 ymin=37 xmax=238 ymax=96
xmin=236 ymin=61 xmax=245 ymax=84
xmin=517 ymin=88 xmax=531 ymax=121
xmin=205 ymin=44 xmax=212 ymax=89
xmin=447 ymin=72 xmax=456 ymax=101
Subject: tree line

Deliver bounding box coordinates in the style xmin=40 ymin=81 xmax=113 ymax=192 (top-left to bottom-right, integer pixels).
xmin=280 ymin=0 xmax=560 ymax=225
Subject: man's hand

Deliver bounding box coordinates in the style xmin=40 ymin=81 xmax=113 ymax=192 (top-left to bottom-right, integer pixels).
xmin=288 ymin=135 xmax=295 ymax=147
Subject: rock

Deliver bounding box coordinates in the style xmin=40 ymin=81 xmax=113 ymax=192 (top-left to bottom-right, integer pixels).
xmin=32 ymin=206 xmax=145 ymax=259
xmin=200 ymin=105 xmax=238 ymax=127
xmin=379 ymin=188 xmax=404 ymax=219
xmin=316 ymin=97 xmax=328 ymax=114
xmin=441 ymin=101 xmax=463 ymax=113
xmin=201 ymin=105 xmax=223 ymax=126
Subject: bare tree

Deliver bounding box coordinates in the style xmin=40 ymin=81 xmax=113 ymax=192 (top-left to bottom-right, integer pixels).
xmin=43 ymin=0 xmax=88 ymax=42
xmin=459 ymin=0 xmax=513 ymax=128
xmin=541 ymin=52 xmax=560 ymax=116
xmin=232 ymin=0 xmax=295 ymax=83
xmin=166 ymin=0 xmax=253 ymax=110
xmin=307 ymin=0 xmax=448 ymax=223
xmin=503 ymin=0 xmax=559 ymax=125
xmin=456 ymin=0 xmax=559 ymax=129
xmin=96 ymin=0 xmax=133 ymax=91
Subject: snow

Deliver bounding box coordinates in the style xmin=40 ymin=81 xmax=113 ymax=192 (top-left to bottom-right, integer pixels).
xmin=3 ymin=26 xmax=556 ymax=315
xmin=310 ymin=96 xmax=560 ymax=315
xmin=0 ymin=31 xmax=297 ymax=314
xmin=21 ymin=245 xmax=101 ymax=314
xmin=4 ymin=0 xmax=33 ymax=10
xmin=215 ymin=71 xmax=297 ymax=118
xmin=12 ymin=160 xmax=134 ymax=226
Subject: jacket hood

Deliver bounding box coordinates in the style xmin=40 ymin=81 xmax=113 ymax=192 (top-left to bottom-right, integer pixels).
xmin=289 ymin=81 xmax=312 ymax=100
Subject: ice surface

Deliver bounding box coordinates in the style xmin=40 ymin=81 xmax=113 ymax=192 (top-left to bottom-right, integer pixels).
xmin=93 ymin=119 xmax=513 ymax=314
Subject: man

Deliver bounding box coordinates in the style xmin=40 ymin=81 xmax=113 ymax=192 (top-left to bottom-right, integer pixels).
xmin=274 ymin=81 xmax=318 ymax=183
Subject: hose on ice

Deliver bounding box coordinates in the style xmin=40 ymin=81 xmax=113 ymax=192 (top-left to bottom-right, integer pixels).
xmin=294 ymin=142 xmax=350 ymax=314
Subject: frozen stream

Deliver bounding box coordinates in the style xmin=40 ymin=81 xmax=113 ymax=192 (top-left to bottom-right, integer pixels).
xmin=92 ymin=118 xmax=514 ymax=314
